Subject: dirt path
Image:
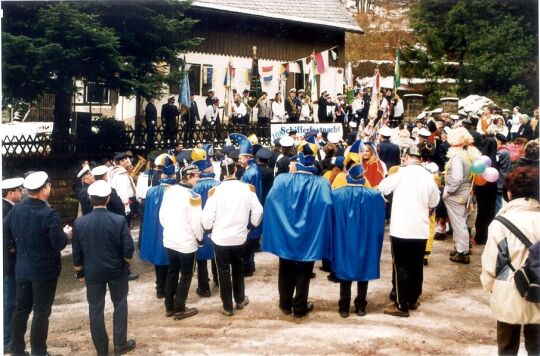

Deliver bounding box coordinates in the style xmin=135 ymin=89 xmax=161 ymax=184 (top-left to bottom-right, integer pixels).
xmin=43 ymin=227 xmax=506 ymax=355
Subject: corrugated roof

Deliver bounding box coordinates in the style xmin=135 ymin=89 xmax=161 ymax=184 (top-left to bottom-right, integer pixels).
xmin=192 ymin=0 xmax=363 ymax=33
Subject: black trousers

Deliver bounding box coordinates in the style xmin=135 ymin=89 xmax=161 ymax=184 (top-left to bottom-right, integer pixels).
xmin=242 ymin=238 xmax=260 ymax=274
xmin=213 ymin=243 xmax=245 ymax=312
xmin=165 ymin=249 xmax=195 ymax=313
xmin=197 ymin=258 xmax=218 ymax=292
xmin=474 ymin=182 xmax=497 ymax=245
xmin=339 ymin=281 xmax=368 ymax=313
xmin=183 ymin=124 xmax=195 ymax=146
xmin=154 ymin=265 xmax=169 ymax=295
xmin=11 ymin=278 xmax=57 ymax=355
xmin=497 ymin=321 xmax=540 ymax=355
xmin=86 ymin=274 xmax=129 ymax=355
xmin=278 ymin=258 xmax=315 ymax=314
xmin=390 ymin=236 xmax=426 ymax=312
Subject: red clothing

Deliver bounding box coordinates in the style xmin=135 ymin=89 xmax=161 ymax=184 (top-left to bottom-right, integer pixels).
xmin=364 ymin=159 xmax=385 ymax=187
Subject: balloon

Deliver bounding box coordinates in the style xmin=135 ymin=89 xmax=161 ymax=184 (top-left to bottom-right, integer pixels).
xmin=479 ymin=155 xmax=492 ymax=168
xmin=474 ymin=174 xmax=487 ymax=186
xmin=471 ymin=159 xmax=487 ymax=175
xmin=482 ymin=167 xmax=499 ymax=183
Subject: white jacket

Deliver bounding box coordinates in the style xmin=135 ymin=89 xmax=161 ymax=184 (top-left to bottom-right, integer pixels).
xmin=159 ymin=184 xmax=203 ymax=254
xmin=481 ymin=198 xmax=540 ymax=324
xmin=378 ymin=164 xmax=440 ymax=239
xmin=201 ymin=179 xmax=263 ymax=246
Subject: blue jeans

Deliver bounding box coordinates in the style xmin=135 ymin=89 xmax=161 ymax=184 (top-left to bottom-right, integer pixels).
xmin=3 ymin=275 xmax=16 ymax=351
xmin=495 ymin=193 xmax=504 ymax=214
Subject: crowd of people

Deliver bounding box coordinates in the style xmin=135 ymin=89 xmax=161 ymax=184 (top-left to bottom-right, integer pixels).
xmin=2 ymin=99 xmax=539 ymax=355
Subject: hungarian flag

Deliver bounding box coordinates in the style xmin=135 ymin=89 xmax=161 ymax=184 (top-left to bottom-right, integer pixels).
xmin=394 ymin=48 xmax=401 ymax=90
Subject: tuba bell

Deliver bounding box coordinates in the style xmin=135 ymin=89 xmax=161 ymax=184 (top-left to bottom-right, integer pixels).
xmin=130 ymin=154 xmax=148 ymax=180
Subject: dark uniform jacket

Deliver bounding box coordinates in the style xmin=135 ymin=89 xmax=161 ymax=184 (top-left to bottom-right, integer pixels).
xmin=185 ymin=101 xmax=200 ymax=126
xmin=80 ymin=184 xmax=125 ymax=217
xmin=145 ymin=102 xmax=157 ymax=126
xmin=378 ymin=139 xmax=401 ymax=170
xmin=3 ymin=199 xmax=16 ymax=276
xmin=257 ymin=164 xmax=274 ymax=205
xmin=72 ymin=208 xmax=134 ymax=282
xmin=78 ymin=183 xmax=92 ymax=216
xmin=161 ymin=103 xmax=179 ymax=126
xmin=3 ymin=198 xmax=68 ymax=281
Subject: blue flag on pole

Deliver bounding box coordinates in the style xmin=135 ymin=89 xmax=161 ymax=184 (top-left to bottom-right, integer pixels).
xmin=179 ymin=64 xmax=191 ymax=107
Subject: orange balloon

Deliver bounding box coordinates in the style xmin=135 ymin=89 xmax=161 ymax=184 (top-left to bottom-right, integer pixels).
xmin=474 ymin=174 xmax=487 ymax=186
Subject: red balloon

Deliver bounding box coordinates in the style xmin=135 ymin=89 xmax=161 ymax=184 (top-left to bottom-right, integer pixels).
xmin=474 ymin=174 xmax=487 ymax=186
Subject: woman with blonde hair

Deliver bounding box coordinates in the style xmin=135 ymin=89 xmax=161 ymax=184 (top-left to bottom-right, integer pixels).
xmin=443 ymin=127 xmax=481 ymax=264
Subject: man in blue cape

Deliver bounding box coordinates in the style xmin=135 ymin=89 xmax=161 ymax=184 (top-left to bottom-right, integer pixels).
xmin=229 ymin=133 xmax=263 ymax=277
xmin=192 ymin=145 xmax=220 ymax=297
xmin=263 ymin=137 xmax=333 ymax=317
xmin=140 ymin=154 xmax=176 ymax=299
xmin=331 ymin=163 xmax=385 ymax=318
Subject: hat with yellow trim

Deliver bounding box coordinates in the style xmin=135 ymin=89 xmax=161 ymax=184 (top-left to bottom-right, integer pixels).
xmin=347 ymin=162 xmax=366 ymax=185
xmin=344 ymin=139 xmax=363 ymax=167
xmin=191 ymin=148 xmax=208 ymax=170
xmin=155 ymin=154 xmax=176 ymax=176
xmin=229 ymin=133 xmax=253 ymax=156
xmin=297 ymin=135 xmax=318 ymax=166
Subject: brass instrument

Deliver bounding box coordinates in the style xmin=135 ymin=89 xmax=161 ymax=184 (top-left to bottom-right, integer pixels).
xmin=130 ymin=155 xmax=148 ymax=181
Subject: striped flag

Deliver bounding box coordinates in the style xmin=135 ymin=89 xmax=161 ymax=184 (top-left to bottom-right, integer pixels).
xmin=394 ymin=48 xmax=401 ymax=90
xmin=261 ymin=65 xmax=273 ymax=81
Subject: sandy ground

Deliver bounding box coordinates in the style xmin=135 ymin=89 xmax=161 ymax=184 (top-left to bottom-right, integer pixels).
xmin=37 ymin=225 xmax=518 ymax=355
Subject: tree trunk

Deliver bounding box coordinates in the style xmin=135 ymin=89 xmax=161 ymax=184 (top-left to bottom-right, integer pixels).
xmin=51 ymin=80 xmax=73 ymax=156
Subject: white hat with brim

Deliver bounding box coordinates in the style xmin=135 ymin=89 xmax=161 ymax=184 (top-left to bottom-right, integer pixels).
xmin=1 ymin=178 xmax=24 ymax=190
xmin=77 ymin=166 xmax=91 ymax=178
xmin=87 ymin=180 xmax=111 ymax=197
xmin=418 ymin=128 xmax=432 ymax=137
xmin=349 ymin=121 xmax=357 ymax=128
xmin=379 ymin=126 xmax=393 ymax=137
xmin=279 ymin=136 xmax=295 ymax=147
xmin=91 ymin=165 xmax=109 ymax=177
xmin=23 ymin=171 xmax=48 ymax=190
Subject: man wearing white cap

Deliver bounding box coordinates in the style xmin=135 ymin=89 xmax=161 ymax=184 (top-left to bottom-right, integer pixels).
xmin=76 ymin=165 xmax=95 ymax=215
xmin=274 ymin=135 xmax=296 ymax=177
xmin=378 ymin=126 xmax=401 ymax=170
xmin=2 ymin=177 xmax=24 ymax=353
xmin=72 ymin=180 xmax=136 ymax=355
xmin=4 ymin=171 xmax=72 ymax=356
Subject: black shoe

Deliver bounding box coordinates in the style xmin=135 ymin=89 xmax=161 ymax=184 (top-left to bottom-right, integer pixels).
xmin=327 ymin=274 xmax=339 ymax=283
xmin=383 ymin=303 xmax=409 ymax=317
xmin=165 ymin=310 xmax=174 ymax=317
xmin=243 ymin=270 xmax=254 ymax=277
xmin=220 ymin=308 xmax=233 ymax=317
xmin=156 ymin=292 xmax=166 ymax=299
xmin=293 ymin=302 xmax=314 ymax=318
xmin=174 ymin=307 xmax=198 ymax=320
xmin=449 ymin=250 xmax=470 ymax=257
xmin=114 ymin=339 xmax=136 ymax=355
xmin=389 ymin=290 xmax=396 ymax=301
xmin=409 ymin=301 xmax=420 ymax=310
xmin=434 ymin=232 xmax=446 ymax=240
xmin=310 ymin=272 xmax=316 ymax=279
xmin=279 ymin=304 xmax=292 ymax=315
xmin=128 ymin=273 xmax=139 ymax=281
xmin=450 ymin=252 xmax=470 ymax=264
xmin=356 ymin=308 xmax=366 ymax=317
xmin=339 ymin=310 xmax=349 ymax=318
xmin=236 ymin=296 xmax=249 ymax=309
xmin=423 ymin=259 xmax=428 ymax=266
xmin=320 ymin=266 xmax=331 ymax=272
xmin=196 ymin=288 xmax=211 ymax=298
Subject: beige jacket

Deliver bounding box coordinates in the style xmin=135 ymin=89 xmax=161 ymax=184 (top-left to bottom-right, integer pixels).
xmin=480 ymin=198 xmax=540 ymax=324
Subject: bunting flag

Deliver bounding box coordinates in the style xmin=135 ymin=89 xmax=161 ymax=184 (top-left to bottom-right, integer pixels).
xmin=288 ymin=62 xmax=301 ymax=73
xmin=280 ymin=63 xmax=289 ymax=77
xmin=179 ymin=62 xmax=191 ymax=108
xmin=261 ymin=65 xmax=273 ymax=81
xmin=345 ymin=62 xmax=353 ymax=88
xmin=302 ymin=58 xmax=310 ymax=74
xmin=314 ymin=51 xmax=326 ymax=74
xmin=330 ymin=48 xmax=338 ymax=61
xmin=347 ymin=89 xmax=355 ymax=104
xmin=394 ymin=48 xmax=401 ymax=90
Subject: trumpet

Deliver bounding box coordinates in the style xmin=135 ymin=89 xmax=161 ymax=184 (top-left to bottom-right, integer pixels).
xmin=130 ymin=155 xmax=148 ymax=179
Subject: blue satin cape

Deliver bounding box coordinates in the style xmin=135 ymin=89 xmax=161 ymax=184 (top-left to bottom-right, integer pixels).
xmin=241 ymin=160 xmax=263 ymax=240
xmin=262 ymin=169 xmax=333 ymax=261
xmin=192 ymin=174 xmax=220 ymax=260
xmin=140 ymin=184 xmax=170 ymax=265
xmin=330 ymin=185 xmax=385 ymax=281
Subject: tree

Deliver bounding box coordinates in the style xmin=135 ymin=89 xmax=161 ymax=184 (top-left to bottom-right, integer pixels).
xmin=407 ymin=0 xmax=538 ymax=111
xmin=2 ymin=1 xmax=201 ymax=153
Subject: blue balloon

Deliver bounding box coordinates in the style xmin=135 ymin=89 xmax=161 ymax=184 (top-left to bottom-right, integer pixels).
xmin=471 ymin=159 xmax=487 ymax=175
